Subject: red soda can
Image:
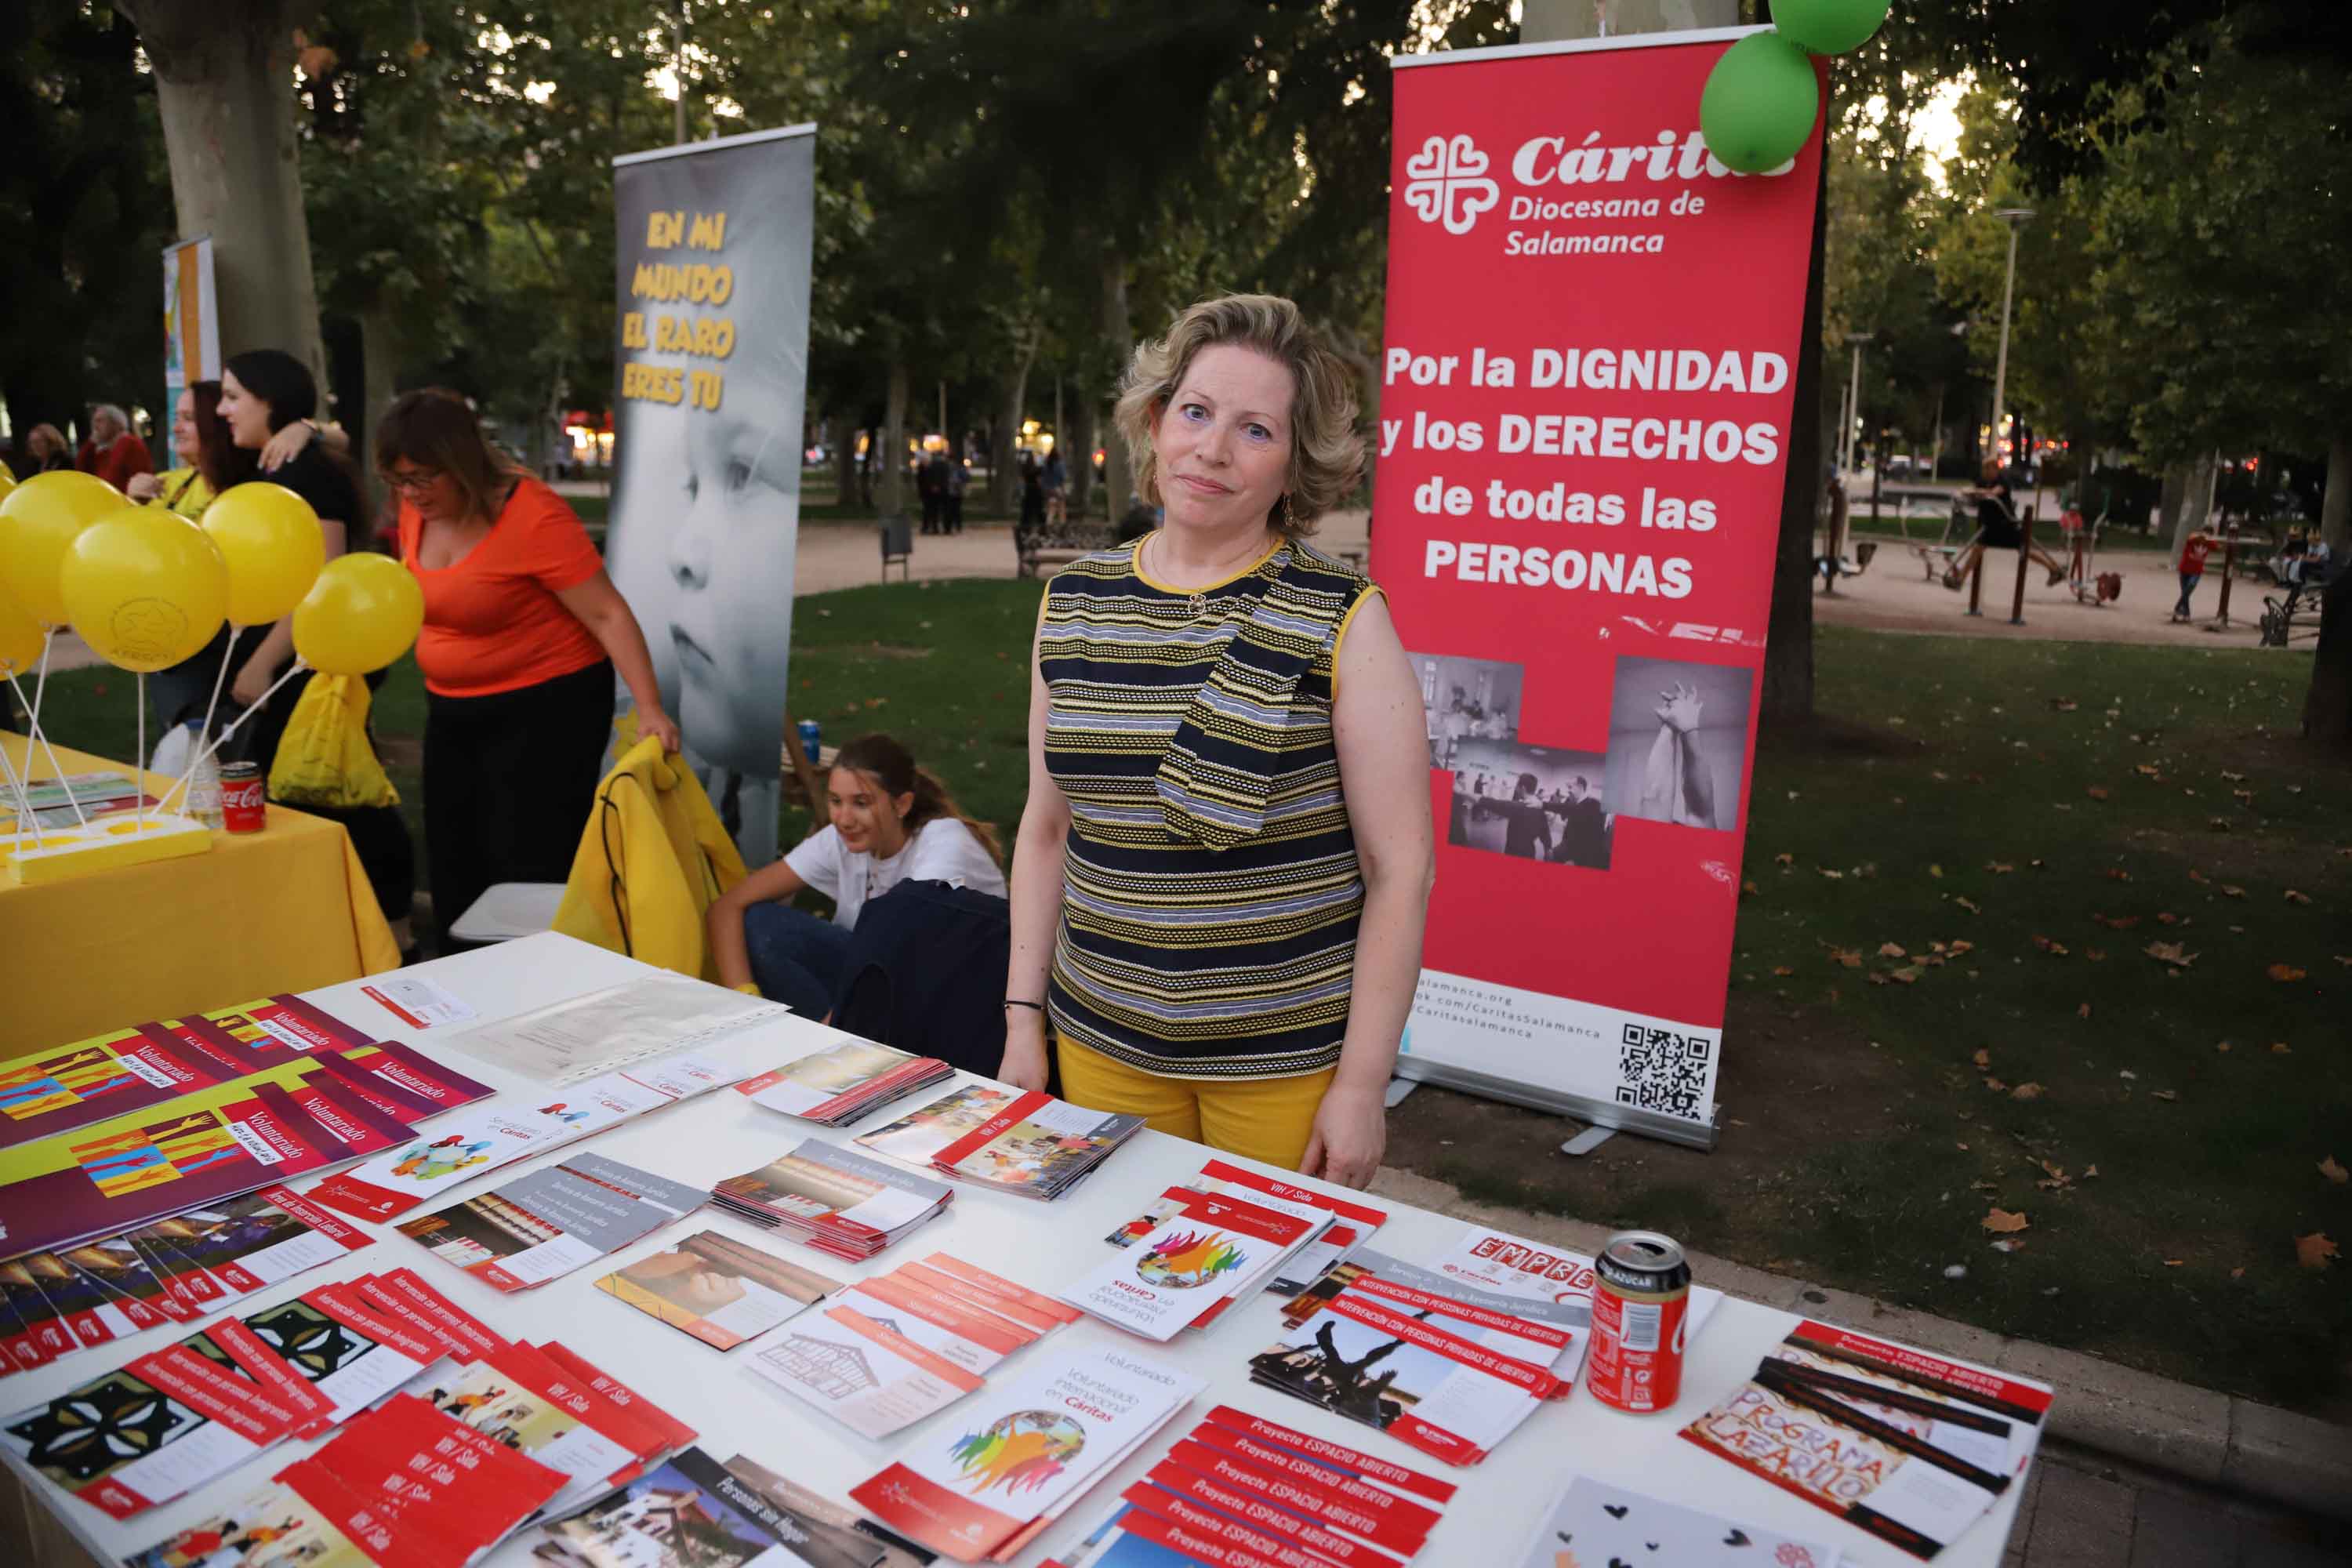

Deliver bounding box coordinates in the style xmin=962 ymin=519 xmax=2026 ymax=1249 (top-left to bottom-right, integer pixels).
xmin=220 ymin=762 xmax=267 ymax=834
xmin=1585 ymin=1229 xmax=1690 ymax=1413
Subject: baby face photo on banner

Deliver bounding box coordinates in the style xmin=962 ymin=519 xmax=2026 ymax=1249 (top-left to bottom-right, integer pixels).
xmin=604 ymin=128 xmax=815 ymax=865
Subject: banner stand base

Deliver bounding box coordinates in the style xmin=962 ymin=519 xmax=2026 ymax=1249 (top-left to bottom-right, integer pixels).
xmin=1391 ymin=1058 xmax=1719 ymax=1153
xmin=1559 ymin=1125 xmax=1617 ymax=1157
xmin=1382 ymin=1077 xmax=1421 ymax=1110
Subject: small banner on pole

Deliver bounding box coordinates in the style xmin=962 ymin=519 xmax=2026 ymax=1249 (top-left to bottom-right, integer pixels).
xmin=604 ymin=125 xmax=816 ymax=865
xmin=1370 ymin=29 xmax=1824 ymax=1145
xmin=160 ymin=236 xmax=219 ymax=472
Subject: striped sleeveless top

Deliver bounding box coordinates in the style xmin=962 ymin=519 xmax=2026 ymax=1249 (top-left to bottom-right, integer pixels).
xmin=1040 ymin=536 xmax=1381 ymax=1079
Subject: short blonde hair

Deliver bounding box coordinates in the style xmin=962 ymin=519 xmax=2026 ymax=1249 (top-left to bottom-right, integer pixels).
xmin=1113 ymin=293 xmax=1364 ymax=536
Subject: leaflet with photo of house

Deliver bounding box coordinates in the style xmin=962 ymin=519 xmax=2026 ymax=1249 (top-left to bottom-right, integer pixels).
xmin=395 ymin=1152 xmax=705 ymax=1291
xmin=598 ymin=1229 xmax=843 ymax=1351
xmin=724 ymin=1450 xmax=935 ymax=1568
xmin=746 ymin=1303 xmax=986 ymax=1440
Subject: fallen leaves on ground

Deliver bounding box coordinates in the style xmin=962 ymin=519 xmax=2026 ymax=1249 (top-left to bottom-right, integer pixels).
xmin=2321 ymin=1156 xmax=2348 ymax=1186
xmin=2011 ymin=1083 xmax=2045 ymax=1100
xmin=2078 ymin=1003 xmax=2092 ymax=1018
xmin=2145 ymin=942 xmax=2197 ymax=969
xmin=2083 ymin=1165 xmax=2100 ymax=1179
xmin=1955 ymin=896 xmax=1980 ymax=913
xmin=1827 ymin=946 xmax=1863 ymax=968
xmin=1972 ymin=1048 xmax=1991 ymax=1070
xmin=1982 ymin=1208 xmax=2029 ymax=1234
xmin=2222 ymin=884 xmax=2245 ymax=898
xmin=1887 ymin=966 xmax=1921 ymax=984
xmin=1774 ymin=851 xmax=1793 ymax=866
xmin=1817 ymin=867 xmax=1845 ymax=880
xmin=2087 ymin=786 xmax=2111 ymax=800
xmin=2272 ymin=1043 xmax=2292 ymax=1054
xmin=2267 ymin=963 xmax=2307 ymax=982
xmin=2285 ymin=889 xmax=2312 ymax=905
xmin=2031 ymin=935 xmax=2070 ymax=956
xmin=1985 ymin=1076 xmax=2009 ymax=1092
xmin=1771 ymin=966 xmax=1793 ymax=978
xmin=2295 ymin=1232 xmax=2338 ymax=1271
xmin=1987 ymin=861 xmax=2015 ymax=873
xmin=2152 ymin=1089 xmax=2180 ymax=1102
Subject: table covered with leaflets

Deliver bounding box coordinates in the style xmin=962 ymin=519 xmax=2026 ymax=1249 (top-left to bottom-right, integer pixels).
xmin=0 ymin=933 xmax=2040 ymax=1568
xmin=0 ymin=735 xmax=400 ymax=1054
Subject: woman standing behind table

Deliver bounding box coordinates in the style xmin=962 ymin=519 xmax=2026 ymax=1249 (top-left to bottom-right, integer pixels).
xmin=216 ymin=349 xmax=418 ymax=952
xmin=1000 ymin=293 xmax=1434 ymax=1188
xmin=136 ymin=381 xmax=258 ymax=727
xmin=707 ymin=732 xmax=1006 ymax=1014
xmin=374 ymin=389 xmax=680 ymax=954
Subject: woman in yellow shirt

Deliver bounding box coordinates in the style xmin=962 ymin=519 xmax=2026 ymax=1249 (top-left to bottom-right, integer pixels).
xmin=140 ymin=381 xmax=257 ymax=726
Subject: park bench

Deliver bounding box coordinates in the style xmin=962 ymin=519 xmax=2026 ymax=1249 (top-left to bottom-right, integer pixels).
xmin=1016 ymin=514 xmax=1118 ymax=578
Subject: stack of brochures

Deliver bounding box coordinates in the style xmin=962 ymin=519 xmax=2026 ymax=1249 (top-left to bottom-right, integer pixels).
xmin=1681 ymin=1318 xmax=2053 ymax=1561
xmin=854 ymin=1083 xmax=1144 ymax=1200
xmin=712 ymin=1137 xmax=955 ymax=1261
xmin=853 ymin=1343 xmax=1206 ymax=1563
xmin=1058 ymin=1404 xmax=1459 ymax=1568
xmin=742 ymin=1251 xmax=1078 ymax=1440
xmin=1062 ymin=1188 xmax=1329 ymax=1341
xmin=732 ymin=1035 xmax=954 ymax=1127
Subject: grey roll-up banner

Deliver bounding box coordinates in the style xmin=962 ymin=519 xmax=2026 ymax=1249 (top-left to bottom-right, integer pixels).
xmin=605 ymin=123 xmax=816 ymax=866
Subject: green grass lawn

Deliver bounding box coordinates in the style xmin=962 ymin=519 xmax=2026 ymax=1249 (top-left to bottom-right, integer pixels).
xmin=23 ymin=585 xmax=2347 ymax=1408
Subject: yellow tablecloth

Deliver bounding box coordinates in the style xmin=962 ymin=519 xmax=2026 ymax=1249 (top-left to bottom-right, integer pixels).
xmin=0 ymin=734 xmax=401 ymax=1053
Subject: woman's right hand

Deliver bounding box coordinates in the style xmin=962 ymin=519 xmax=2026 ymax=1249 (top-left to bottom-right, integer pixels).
xmin=997 ymin=1011 xmax=1051 ymax=1092
xmin=260 ymin=419 xmax=315 ymax=471
xmin=125 ymin=473 xmax=161 ymax=502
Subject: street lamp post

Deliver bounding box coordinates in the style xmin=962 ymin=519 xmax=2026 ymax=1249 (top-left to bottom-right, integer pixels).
xmin=1989 ymin=207 xmax=2034 ymax=474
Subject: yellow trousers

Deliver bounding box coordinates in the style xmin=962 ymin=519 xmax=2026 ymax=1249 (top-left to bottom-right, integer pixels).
xmin=1055 ymin=1036 xmax=1335 ymax=1171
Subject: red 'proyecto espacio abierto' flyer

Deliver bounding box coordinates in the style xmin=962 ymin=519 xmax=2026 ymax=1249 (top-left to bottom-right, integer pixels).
xmin=1370 ymin=28 xmax=1825 ymax=1143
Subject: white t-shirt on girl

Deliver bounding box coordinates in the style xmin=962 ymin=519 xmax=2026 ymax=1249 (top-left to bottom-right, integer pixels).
xmin=782 ymin=817 xmax=1007 ymax=928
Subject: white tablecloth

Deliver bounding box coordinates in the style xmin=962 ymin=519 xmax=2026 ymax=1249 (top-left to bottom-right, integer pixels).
xmin=3 ymin=933 xmax=2024 ymax=1566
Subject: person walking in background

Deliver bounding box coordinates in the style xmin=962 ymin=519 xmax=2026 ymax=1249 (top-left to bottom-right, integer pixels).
xmin=916 ymin=447 xmax=945 ymax=534
xmin=215 ymin=347 xmax=416 ymax=954
xmin=24 ymin=425 xmax=74 ymax=474
xmin=75 ymin=403 xmax=153 ymax=489
xmin=942 ymin=450 xmax=967 ymax=534
xmin=140 ymin=381 xmax=260 ymax=728
xmin=2174 ymin=524 xmax=2223 ymax=621
xmin=1041 ymin=444 xmax=1068 ymax=524
xmin=1000 ymin=292 xmax=1432 ymax=1189
xmin=368 ymin=389 xmax=678 ymax=955
xmin=1018 ymin=448 xmax=1046 ymax=535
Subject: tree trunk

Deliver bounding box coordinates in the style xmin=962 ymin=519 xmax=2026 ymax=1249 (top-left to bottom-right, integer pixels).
xmin=1099 ymin=247 xmax=1133 ymax=515
xmin=2321 ymin=435 xmax=2350 ymax=557
xmin=2303 ymin=565 xmax=2352 ymax=750
xmin=121 ymin=1 xmax=328 ymax=396
xmin=829 ymin=412 xmax=855 ymax=506
xmin=879 ymin=361 xmax=909 ymax=522
xmin=1760 ymin=125 xmax=1829 ymax=725
xmin=991 ymin=328 xmax=1039 ymax=517
xmin=2172 ymin=451 xmax=2216 ymax=554
xmin=355 ymin=299 xmax=401 ymax=539
xmin=2156 ymin=463 xmax=2188 ymax=539
xmin=1067 ymin=395 xmax=1097 ymax=519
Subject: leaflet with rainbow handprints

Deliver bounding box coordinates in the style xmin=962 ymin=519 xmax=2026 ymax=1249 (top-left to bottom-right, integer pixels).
xmin=1058 ymin=1191 xmax=1318 ymax=1341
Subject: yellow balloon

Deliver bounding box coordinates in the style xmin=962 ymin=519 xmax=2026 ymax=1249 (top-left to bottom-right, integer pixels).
xmin=0 ymin=462 xmax=16 ymax=499
xmin=0 ymin=582 xmax=40 ymax=674
xmin=293 ymin=553 xmax=423 ymax=676
xmin=59 ymin=508 xmax=229 ymax=673
xmin=0 ymin=470 xmax=124 ymax=625
xmin=201 ymin=481 xmax=325 ymax=626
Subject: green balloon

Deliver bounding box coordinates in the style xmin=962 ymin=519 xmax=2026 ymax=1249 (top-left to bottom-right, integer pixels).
xmin=1700 ymin=33 xmax=1819 ymax=175
xmin=1772 ymin=0 xmax=1892 ymax=55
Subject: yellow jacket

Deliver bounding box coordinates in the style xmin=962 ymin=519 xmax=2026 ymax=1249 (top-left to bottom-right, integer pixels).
xmin=552 ymin=738 xmax=746 ymax=980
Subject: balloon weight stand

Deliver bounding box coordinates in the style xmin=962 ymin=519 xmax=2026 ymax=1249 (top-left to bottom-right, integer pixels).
xmin=2 ymin=812 xmax=212 ymax=886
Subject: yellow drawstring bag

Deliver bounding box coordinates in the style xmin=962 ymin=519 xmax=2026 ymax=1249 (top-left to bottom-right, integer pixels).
xmin=267 ymin=673 xmax=399 ymax=809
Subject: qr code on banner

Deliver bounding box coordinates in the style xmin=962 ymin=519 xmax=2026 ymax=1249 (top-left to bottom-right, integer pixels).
xmin=1615 ymin=1024 xmax=1713 ymax=1120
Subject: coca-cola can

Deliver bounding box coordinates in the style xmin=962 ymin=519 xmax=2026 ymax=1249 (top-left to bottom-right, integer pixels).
xmin=219 ymin=762 xmax=267 ymax=834
xmin=1585 ymin=1229 xmax=1690 ymax=1413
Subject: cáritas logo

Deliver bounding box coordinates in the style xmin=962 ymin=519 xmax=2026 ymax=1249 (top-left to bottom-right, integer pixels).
xmin=1403 ymin=127 xmax=1794 ymax=237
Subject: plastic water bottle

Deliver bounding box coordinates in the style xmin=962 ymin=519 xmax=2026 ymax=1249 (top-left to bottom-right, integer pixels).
xmin=185 ymin=725 xmax=223 ymax=829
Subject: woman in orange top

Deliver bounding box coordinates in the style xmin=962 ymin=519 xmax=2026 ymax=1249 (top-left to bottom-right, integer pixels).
xmin=373 ymin=390 xmax=680 ymax=953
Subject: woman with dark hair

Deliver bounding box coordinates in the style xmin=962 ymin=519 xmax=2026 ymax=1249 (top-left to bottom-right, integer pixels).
xmin=140 ymin=381 xmax=259 ymax=727
xmin=365 ymin=387 xmax=678 ymax=954
xmin=25 ymin=425 xmax=74 ymax=473
xmin=216 ymin=347 xmax=416 ymax=953
xmin=706 ymin=733 xmax=1005 ymax=1014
